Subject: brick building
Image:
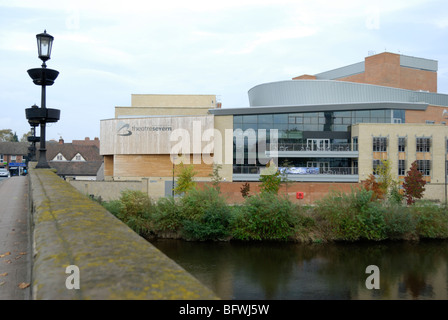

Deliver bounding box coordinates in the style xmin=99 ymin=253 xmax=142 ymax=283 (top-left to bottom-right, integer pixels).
xmin=0 ymin=142 xmax=28 ymax=176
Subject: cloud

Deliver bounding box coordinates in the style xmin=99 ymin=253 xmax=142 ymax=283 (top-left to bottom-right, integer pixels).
xmin=1 ymin=0 xmax=447 ymax=141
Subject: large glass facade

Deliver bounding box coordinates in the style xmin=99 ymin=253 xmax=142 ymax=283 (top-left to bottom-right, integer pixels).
xmin=233 ymin=109 xmax=405 ymax=173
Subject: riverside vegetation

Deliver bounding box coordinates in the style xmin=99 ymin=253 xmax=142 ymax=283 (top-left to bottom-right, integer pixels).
xmin=100 ymin=161 xmax=448 ymax=243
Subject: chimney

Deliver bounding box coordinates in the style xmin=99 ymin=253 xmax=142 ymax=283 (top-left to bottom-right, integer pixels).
xmin=85 ymin=137 xmax=90 ymax=141
xmin=59 ymin=137 xmax=64 ymax=144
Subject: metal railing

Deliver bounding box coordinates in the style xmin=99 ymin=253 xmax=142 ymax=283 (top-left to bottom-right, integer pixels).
xmin=267 ymin=143 xmax=357 ymax=152
xmin=233 ymin=166 xmax=359 ymax=175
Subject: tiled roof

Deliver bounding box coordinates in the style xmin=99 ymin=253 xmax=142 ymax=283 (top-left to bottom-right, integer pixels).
xmin=49 ymin=161 xmax=103 ymax=176
xmin=37 ymin=142 xmax=103 ymax=176
xmin=0 ymin=142 xmax=29 ymax=155
xmin=43 ymin=143 xmax=103 ymax=162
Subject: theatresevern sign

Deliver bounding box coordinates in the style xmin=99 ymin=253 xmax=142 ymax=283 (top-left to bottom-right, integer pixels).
xmin=131 ymin=126 xmax=172 ymax=132
xmin=116 ymin=121 xmax=173 ymax=136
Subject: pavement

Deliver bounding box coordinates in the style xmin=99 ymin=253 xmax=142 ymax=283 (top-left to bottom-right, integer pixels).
xmin=0 ymin=176 xmax=31 ymax=300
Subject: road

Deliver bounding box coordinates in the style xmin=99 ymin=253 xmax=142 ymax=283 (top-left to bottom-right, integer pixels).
xmin=0 ymin=176 xmax=31 ymax=300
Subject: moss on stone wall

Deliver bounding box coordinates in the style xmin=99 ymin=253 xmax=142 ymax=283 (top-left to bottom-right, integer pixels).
xmin=29 ymin=168 xmax=218 ymax=300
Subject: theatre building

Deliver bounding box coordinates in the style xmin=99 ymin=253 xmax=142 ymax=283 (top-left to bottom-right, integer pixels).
xmin=100 ymin=52 xmax=448 ymax=203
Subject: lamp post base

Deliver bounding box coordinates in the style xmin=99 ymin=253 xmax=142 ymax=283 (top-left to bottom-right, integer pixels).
xmin=35 ymin=150 xmax=51 ymax=169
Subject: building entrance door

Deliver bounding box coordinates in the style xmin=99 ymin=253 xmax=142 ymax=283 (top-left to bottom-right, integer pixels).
xmin=307 ymin=139 xmax=330 ymax=151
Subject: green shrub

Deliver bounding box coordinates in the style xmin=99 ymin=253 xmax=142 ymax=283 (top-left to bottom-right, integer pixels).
xmin=180 ymin=185 xmax=227 ymax=221
xmin=183 ymin=205 xmax=231 ymax=241
xmin=315 ymin=188 xmax=386 ymax=241
xmin=180 ymin=186 xmax=232 ymax=241
xmin=383 ymin=205 xmax=417 ymax=240
xmin=231 ymin=193 xmax=297 ymax=241
xmin=102 ymin=200 xmax=123 ymax=217
xmin=413 ymin=203 xmax=448 ymax=239
xmin=152 ymin=196 xmax=183 ymax=234
xmin=116 ymin=190 xmax=153 ymax=236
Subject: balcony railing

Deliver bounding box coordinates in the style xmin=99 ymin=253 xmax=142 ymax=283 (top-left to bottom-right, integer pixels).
xmin=233 ymin=166 xmax=359 ymax=175
xmin=267 ymin=143 xmax=357 ymax=152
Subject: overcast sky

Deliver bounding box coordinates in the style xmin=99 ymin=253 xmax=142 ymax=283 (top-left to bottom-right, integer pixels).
xmin=1 ymin=0 xmax=448 ymax=142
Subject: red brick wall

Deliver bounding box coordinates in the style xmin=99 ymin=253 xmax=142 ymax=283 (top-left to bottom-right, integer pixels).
xmin=338 ymin=52 xmax=437 ymax=92
xmin=293 ymin=52 xmax=438 ymax=93
xmin=196 ymin=181 xmax=361 ymax=204
xmin=406 ymin=105 xmax=447 ymax=124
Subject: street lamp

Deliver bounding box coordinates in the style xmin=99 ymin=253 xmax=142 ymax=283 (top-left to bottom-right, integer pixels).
xmin=25 ymin=30 xmax=60 ymax=169
xmin=36 ymin=30 xmax=54 ymax=63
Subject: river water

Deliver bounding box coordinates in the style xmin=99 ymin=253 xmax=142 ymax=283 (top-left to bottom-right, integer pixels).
xmin=151 ymin=239 xmax=448 ymax=300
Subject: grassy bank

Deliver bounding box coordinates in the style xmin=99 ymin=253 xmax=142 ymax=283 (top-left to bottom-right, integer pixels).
xmin=100 ymin=186 xmax=448 ymax=243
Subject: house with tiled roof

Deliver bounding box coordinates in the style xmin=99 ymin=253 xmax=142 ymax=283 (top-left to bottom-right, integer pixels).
xmin=39 ymin=137 xmax=103 ymax=180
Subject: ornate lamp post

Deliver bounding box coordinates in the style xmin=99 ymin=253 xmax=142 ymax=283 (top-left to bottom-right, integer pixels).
xmin=25 ymin=30 xmax=60 ymax=168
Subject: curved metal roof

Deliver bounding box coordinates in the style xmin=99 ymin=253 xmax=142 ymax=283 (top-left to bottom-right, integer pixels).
xmin=248 ymin=80 xmax=448 ymax=108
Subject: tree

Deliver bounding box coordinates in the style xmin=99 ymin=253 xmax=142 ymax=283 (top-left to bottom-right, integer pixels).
xmin=362 ymin=174 xmax=385 ymax=200
xmin=240 ymin=182 xmax=251 ymax=198
xmin=174 ymin=162 xmax=197 ymax=195
xmin=209 ymin=163 xmax=222 ymax=193
xmin=0 ymin=129 xmax=17 ymax=142
xmin=259 ymin=167 xmax=282 ymax=195
xmin=402 ymin=160 xmax=426 ymax=205
xmin=376 ymin=159 xmax=394 ymax=195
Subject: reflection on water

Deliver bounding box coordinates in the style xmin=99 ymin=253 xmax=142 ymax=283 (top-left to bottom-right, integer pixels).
xmin=151 ymin=240 xmax=448 ymax=300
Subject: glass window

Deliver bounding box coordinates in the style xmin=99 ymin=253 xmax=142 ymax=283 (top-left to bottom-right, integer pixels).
xmin=373 ymin=137 xmax=387 ymax=152
xmin=304 ymin=124 xmax=318 ymax=131
xmin=416 ymin=137 xmax=431 ymax=152
xmin=352 ymin=137 xmax=358 ymax=151
xmin=371 ymin=110 xmax=385 ymax=118
xmin=258 ymin=114 xmax=273 ymax=124
xmin=288 ymin=117 xmax=296 ymax=124
xmin=273 ymin=114 xmax=288 ymax=123
xmin=277 ymin=130 xmax=288 ymax=139
xmin=398 ymin=160 xmax=406 ymax=176
xmin=393 ymin=109 xmax=405 ymax=123
xmin=373 ymin=160 xmax=382 ymax=175
xmin=242 ymin=123 xmax=258 ymax=131
xmin=242 ymin=115 xmax=257 ymax=123
xmin=334 ymin=111 xmax=351 ymax=117
xmin=273 ymin=123 xmax=288 ymax=131
xmin=417 ymin=160 xmax=431 ymax=176
xmin=333 ymin=125 xmax=348 ymax=131
xmin=289 ymin=124 xmax=303 ymax=131
xmin=233 ymin=115 xmax=242 ymax=124
xmin=288 ymin=130 xmax=303 ymax=140
xmin=343 ymin=117 xmax=352 ymax=125
xmin=258 ymin=123 xmax=272 ymax=130
xmin=398 ymin=137 xmax=406 ymax=152
xmin=355 ymin=110 xmax=369 ymax=118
